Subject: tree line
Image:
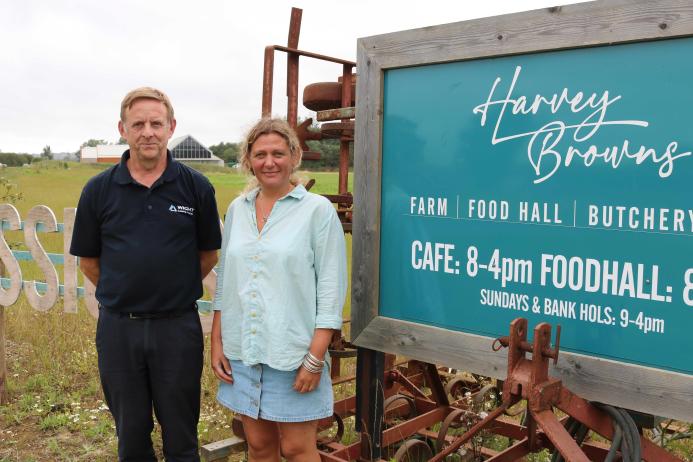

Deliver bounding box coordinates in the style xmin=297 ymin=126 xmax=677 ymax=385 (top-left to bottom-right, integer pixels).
xmin=0 ymin=152 xmax=37 ymax=166
xmin=0 ymin=144 xmax=56 ymax=165
xmin=207 ymin=138 xmax=350 ymax=169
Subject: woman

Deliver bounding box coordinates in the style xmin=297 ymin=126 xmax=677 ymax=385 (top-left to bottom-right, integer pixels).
xmin=211 ymin=118 xmax=347 ymax=462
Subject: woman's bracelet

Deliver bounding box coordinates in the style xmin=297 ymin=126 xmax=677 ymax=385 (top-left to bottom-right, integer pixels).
xmin=302 ymin=351 xmax=325 ymax=374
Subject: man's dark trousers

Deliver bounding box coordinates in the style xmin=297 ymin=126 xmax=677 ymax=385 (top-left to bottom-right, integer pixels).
xmin=96 ymin=307 xmax=203 ymax=462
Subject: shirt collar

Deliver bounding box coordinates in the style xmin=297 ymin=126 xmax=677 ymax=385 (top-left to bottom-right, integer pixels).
xmin=114 ymin=149 xmax=179 ymax=185
xmin=244 ymin=184 xmax=307 ymax=202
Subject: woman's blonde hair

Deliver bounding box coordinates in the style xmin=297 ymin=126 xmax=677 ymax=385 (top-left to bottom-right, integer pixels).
xmin=239 ymin=118 xmax=303 ymax=192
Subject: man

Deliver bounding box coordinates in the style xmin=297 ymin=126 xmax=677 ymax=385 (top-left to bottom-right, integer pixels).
xmin=71 ymin=87 xmax=221 ymax=461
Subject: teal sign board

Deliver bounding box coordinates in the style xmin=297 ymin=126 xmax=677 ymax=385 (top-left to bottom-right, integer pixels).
xmin=379 ymin=37 xmax=693 ymax=375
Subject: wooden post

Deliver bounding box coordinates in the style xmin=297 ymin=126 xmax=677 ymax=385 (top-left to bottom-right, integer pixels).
xmin=0 ymin=255 xmax=6 ymax=405
xmin=356 ymin=347 xmax=384 ymax=461
xmin=0 ymin=304 xmax=6 ymax=404
xmin=63 ymin=208 xmax=78 ymax=313
xmin=286 ymin=7 xmax=302 ymax=128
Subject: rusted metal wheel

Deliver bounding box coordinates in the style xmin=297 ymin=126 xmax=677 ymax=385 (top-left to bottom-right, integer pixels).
xmin=383 ymin=393 xmax=417 ymax=425
xmin=317 ymin=412 xmax=344 ymax=445
xmin=445 ymin=376 xmax=478 ymax=401
xmin=393 ymin=438 xmax=433 ymax=462
xmin=472 ymin=384 xmax=500 ymax=411
xmin=436 ymin=409 xmax=478 ymax=451
xmin=303 ymin=81 xmax=356 ymax=111
xmin=436 ymin=408 xmax=471 ymax=450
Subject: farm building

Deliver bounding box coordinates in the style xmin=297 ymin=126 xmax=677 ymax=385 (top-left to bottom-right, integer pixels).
xmin=80 ymin=135 xmax=224 ymax=166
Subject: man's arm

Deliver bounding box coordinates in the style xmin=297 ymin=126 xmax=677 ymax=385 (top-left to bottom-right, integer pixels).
xmin=79 ymin=257 xmax=100 ymax=286
xmin=199 ymin=250 xmax=218 ymax=279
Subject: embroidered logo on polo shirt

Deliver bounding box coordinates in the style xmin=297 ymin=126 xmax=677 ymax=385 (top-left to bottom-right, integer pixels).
xmin=168 ymin=204 xmax=195 ymax=216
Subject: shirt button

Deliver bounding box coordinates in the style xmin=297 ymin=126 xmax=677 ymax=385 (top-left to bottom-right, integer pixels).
xmin=251 ymin=328 xmax=256 ymax=334
xmin=147 ymin=205 xmax=152 ymax=210
xmin=251 ymin=293 xmax=256 ymax=298
xmin=250 ymin=312 xmax=256 ymax=318
xmin=252 ymin=272 xmax=257 ymax=278
xmin=253 ymin=255 xmax=259 ymax=261
xmin=254 ymin=382 xmax=261 ymax=388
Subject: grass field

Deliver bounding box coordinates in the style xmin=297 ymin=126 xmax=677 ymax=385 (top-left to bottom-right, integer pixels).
xmin=0 ymin=161 xmax=690 ymax=461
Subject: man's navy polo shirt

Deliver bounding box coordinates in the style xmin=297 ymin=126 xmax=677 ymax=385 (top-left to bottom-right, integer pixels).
xmin=70 ymin=150 xmax=222 ymax=314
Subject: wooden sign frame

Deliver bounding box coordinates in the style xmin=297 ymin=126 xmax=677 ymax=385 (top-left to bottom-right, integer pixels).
xmin=352 ymin=0 xmax=693 ymax=421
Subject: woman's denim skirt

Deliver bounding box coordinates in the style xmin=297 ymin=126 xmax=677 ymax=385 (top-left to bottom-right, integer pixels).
xmin=217 ymin=360 xmax=333 ymax=422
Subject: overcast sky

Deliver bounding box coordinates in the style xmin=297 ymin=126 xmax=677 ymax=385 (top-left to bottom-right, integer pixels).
xmin=1 ymin=0 xmax=589 ymax=154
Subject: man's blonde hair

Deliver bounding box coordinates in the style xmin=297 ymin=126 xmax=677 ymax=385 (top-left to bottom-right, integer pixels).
xmin=239 ymin=118 xmax=303 ymax=191
xmin=120 ymin=87 xmax=175 ymax=123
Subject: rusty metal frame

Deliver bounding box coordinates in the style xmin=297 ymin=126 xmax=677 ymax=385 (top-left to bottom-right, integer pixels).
xmin=260 ymin=7 xmax=356 ymax=207
xmin=427 ymin=318 xmax=685 ymax=462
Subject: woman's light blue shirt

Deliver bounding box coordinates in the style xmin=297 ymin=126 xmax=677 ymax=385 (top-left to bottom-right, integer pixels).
xmin=213 ymin=184 xmax=347 ymax=371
